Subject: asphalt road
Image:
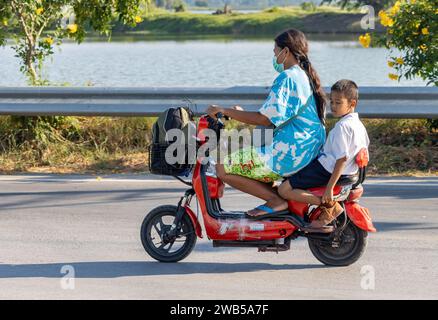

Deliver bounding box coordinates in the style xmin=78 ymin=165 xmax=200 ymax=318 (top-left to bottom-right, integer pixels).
xmin=0 ymin=174 xmax=437 ymax=300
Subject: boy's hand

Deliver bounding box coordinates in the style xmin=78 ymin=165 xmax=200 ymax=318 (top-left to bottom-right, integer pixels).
xmin=322 ymin=187 xmax=334 ymax=205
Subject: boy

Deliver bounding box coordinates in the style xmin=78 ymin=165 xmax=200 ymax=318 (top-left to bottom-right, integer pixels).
xmin=278 ymin=79 xmax=370 ymax=233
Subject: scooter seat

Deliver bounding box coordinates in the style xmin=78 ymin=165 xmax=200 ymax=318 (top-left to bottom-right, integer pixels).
xmin=336 ymin=174 xmax=359 ymax=186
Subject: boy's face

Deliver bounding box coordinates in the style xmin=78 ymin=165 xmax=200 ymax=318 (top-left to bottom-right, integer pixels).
xmin=329 ymin=91 xmax=357 ymax=117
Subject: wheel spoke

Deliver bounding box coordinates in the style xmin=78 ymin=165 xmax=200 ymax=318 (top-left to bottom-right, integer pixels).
xmin=177 ymin=231 xmax=194 ymax=238
xmin=158 ymin=217 xmax=166 ymax=230
xmin=153 ymin=223 xmax=161 ymax=236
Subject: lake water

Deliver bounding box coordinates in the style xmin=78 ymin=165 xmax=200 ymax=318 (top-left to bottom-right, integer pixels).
xmin=0 ymin=36 xmax=427 ymax=87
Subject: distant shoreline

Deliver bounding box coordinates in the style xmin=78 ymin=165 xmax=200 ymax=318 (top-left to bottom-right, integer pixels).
xmin=2 ymin=7 xmax=382 ymax=41
xmin=110 ymin=7 xmax=384 ymax=37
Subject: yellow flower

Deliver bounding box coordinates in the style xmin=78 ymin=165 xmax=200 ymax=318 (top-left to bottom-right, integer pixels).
xmin=67 ymin=24 xmax=78 ymax=34
xmin=396 ymin=57 xmax=404 ymax=65
xmin=358 ymin=33 xmax=371 ymax=48
xmin=379 ymin=10 xmax=394 ymax=27
xmin=389 ymin=1 xmax=401 ymax=16
xmin=134 ymin=15 xmax=143 ymax=23
xmin=421 ymin=28 xmax=429 ymax=35
xmin=419 ymin=44 xmax=427 ymax=51
xmin=36 ymin=7 xmax=44 ymax=15
xmin=388 ymin=73 xmax=399 ymax=81
xmin=387 ymin=61 xmax=395 ymax=68
xmin=44 ymin=37 xmax=54 ymax=45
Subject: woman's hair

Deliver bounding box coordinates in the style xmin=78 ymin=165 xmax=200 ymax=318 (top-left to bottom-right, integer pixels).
xmin=275 ymin=29 xmax=326 ymax=125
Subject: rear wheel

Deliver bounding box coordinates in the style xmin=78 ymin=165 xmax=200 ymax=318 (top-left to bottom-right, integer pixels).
xmin=308 ymin=219 xmax=368 ymax=266
xmin=140 ymin=205 xmax=197 ymax=263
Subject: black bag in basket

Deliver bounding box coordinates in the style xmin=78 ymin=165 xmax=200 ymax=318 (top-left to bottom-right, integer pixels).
xmin=149 ymin=107 xmax=195 ymax=176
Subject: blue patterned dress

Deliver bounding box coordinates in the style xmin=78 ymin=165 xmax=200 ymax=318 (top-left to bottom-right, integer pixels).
xmin=257 ymin=65 xmax=326 ymax=177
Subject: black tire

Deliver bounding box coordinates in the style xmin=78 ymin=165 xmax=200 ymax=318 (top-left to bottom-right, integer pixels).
xmin=140 ymin=205 xmax=197 ymax=263
xmin=308 ymin=220 xmax=368 ymax=267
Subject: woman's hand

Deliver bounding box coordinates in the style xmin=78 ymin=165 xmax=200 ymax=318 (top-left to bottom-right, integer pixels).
xmin=206 ymin=105 xmax=225 ymax=119
xmin=322 ymin=187 xmax=334 ymax=205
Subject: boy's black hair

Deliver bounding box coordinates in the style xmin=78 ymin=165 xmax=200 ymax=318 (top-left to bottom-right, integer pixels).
xmin=331 ymin=79 xmax=359 ymax=101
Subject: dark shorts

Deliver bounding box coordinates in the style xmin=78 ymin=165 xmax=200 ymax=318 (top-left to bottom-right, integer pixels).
xmin=287 ymin=158 xmax=332 ymax=189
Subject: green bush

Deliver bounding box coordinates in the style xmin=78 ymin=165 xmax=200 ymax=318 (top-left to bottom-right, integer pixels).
xmin=300 ymin=2 xmax=317 ymax=12
xmin=0 ymin=117 xmax=435 ymax=175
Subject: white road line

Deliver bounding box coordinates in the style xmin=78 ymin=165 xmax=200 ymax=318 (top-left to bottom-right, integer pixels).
xmin=0 ymin=175 xmax=437 ymax=187
xmin=364 ymin=183 xmax=438 ymax=187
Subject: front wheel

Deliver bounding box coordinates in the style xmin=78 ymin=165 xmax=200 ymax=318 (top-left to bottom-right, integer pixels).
xmin=140 ymin=205 xmax=197 ymax=263
xmin=308 ymin=219 xmax=368 ymax=266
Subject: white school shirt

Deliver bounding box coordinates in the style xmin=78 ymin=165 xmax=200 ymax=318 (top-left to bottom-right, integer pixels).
xmin=317 ymin=112 xmax=370 ymax=175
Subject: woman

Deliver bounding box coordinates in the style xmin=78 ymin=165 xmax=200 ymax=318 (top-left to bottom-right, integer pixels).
xmin=207 ymin=28 xmax=326 ymax=217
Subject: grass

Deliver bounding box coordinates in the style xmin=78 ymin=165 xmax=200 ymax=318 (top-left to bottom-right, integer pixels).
xmin=0 ymin=116 xmax=154 ymax=174
xmin=112 ymin=6 xmax=371 ymax=36
xmin=0 ymin=117 xmax=436 ymax=176
xmin=358 ymin=119 xmax=438 ymax=176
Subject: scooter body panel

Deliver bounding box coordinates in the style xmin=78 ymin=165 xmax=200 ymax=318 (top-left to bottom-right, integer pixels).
xmin=191 ymin=161 xmax=298 ymax=241
xmin=344 ymin=201 xmax=377 ymax=232
xmin=208 ymin=217 xmax=297 ymax=241
xmin=184 ymin=205 xmax=204 ymax=238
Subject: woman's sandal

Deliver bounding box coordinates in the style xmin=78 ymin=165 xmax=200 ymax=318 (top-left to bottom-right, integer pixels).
xmin=246 ymin=205 xmax=276 ymax=217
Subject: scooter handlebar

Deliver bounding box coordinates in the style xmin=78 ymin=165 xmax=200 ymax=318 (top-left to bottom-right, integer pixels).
xmin=215 ymin=112 xmax=230 ymax=121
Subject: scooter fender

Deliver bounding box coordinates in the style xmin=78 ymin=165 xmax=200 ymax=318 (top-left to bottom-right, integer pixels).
xmin=184 ymin=205 xmax=203 ymax=238
xmin=344 ymin=202 xmax=377 ymax=232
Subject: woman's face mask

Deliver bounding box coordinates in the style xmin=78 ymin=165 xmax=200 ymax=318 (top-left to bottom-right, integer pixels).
xmin=272 ymin=48 xmax=287 ymax=73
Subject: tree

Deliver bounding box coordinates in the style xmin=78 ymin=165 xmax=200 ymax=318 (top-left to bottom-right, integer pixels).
xmin=0 ymin=0 xmax=152 ymax=145
xmin=173 ymin=0 xmax=187 ymax=12
xmin=359 ymin=0 xmax=437 ymax=129
xmin=212 ymin=0 xmax=231 ymax=14
xmin=0 ymin=0 xmax=151 ymax=85
xmin=359 ymin=0 xmax=437 ymax=86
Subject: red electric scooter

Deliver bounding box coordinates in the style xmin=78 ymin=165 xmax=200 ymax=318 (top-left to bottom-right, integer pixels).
xmin=141 ymin=114 xmax=376 ymax=266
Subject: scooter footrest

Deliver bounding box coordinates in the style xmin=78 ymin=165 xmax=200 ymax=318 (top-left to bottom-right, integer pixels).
xmin=246 ymin=210 xmax=290 ymax=220
xmin=249 ymin=210 xmax=305 ymax=225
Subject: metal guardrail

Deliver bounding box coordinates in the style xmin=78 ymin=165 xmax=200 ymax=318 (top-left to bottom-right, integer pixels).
xmin=0 ymin=86 xmax=437 ymax=118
